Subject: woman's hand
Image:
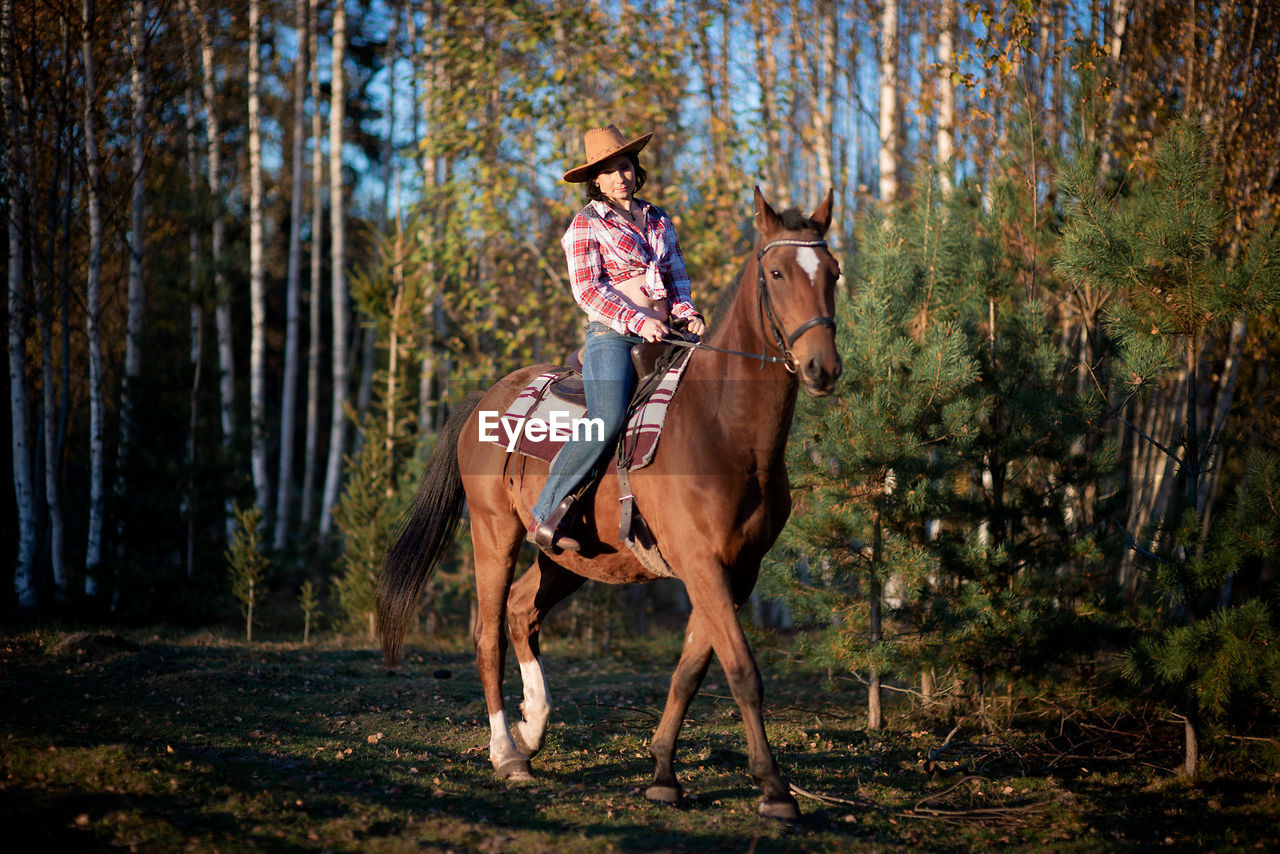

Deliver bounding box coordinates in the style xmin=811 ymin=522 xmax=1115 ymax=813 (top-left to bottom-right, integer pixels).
xmin=637 ymin=316 xmax=671 ymax=343
xmin=685 ymin=316 xmax=706 ymax=338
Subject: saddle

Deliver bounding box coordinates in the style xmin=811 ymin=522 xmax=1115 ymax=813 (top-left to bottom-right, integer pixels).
xmin=546 ymin=340 xmax=681 ymax=408
xmin=499 ymin=336 xmax=695 ymax=550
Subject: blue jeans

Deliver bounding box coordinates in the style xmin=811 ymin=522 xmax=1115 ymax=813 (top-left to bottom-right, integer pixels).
xmin=532 ymin=322 xmax=637 ymax=525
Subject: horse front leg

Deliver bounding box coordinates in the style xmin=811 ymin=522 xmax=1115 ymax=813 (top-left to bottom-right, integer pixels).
xmin=687 ymin=576 xmax=800 ymax=820
xmin=646 ymin=609 xmax=714 ymax=805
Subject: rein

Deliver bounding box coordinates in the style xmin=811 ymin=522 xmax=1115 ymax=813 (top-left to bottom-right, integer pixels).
xmin=661 ymin=337 xmax=791 ymax=366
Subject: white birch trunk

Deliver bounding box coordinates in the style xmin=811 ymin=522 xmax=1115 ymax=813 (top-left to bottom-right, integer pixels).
xmin=81 ymin=0 xmax=106 ymax=595
xmin=877 ymin=0 xmax=900 ymax=203
xmin=193 ymin=0 xmax=234 ymax=540
xmin=40 ymin=288 xmax=67 ymax=594
xmin=936 ymin=0 xmax=957 ymax=192
xmin=413 ymin=2 xmax=440 ymax=434
xmin=40 ymin=18 xmax=70 ymax=591
xmin=751 ymin=0 xmax=787 ymax=205
xmin=353 ymin=6 xmax=399 ymax=450
xmin=116 ymin=0 xmax=147 ymax=539
xmin=1098 ymin=0 xmax=1130 ymax=179
xmin=3 ymin=0 xmax=36 ymax=607
xmin=319 ymin=0 xmax=348 ymax=536
xmin=248 ymin=0 xmax=269 ymax=520
xmin=809 ymin=0 xmax=837 ymax=214
xmin=275 ymin=0 xmax=308 ymax=550
xmin=179 ymin=0 xmax=203 ymax=578
xmin=301 ymin=0 xmax=323 ymax=526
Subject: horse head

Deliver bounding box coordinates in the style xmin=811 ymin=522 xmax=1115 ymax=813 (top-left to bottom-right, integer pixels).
xmin=753 ymin=186 xmax=843 ymax=397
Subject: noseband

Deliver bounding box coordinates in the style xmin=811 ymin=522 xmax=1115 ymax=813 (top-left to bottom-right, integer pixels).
xmin=756 ymin=238 xmax=837 ymax=372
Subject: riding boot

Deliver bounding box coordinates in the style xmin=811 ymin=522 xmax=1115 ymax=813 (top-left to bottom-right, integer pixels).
xmin=527 ymin=497 xmax=581 ymax=553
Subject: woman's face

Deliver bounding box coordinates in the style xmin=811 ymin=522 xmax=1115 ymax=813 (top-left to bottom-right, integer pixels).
xmin=594 ymin=154 xmax=636 ymax=205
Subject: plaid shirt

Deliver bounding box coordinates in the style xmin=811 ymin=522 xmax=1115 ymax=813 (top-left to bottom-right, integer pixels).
xmin=561 ymin=198 xmax=700 ymax=335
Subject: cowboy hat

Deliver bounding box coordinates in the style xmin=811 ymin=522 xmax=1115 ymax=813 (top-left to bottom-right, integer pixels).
xmin=563 ymin=124 xmax=653 ymax=183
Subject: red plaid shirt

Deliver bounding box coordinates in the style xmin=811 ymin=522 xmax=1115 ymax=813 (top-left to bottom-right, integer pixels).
xmin=560 ymin=199 xmax=700 ymax=335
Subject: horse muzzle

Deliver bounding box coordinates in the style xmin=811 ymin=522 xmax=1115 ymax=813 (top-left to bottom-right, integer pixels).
xmin=800 ymin=352 xmax=842 ymax=397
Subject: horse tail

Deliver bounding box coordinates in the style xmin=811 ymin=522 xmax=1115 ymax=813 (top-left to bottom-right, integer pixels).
xmin=377 ymin=390 xmax=484 ymax=665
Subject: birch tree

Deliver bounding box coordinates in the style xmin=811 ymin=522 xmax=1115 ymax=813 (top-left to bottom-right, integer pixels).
xmin=751 ymin=0 xmax=787 ymax=202
xmin=319 ymin=0 xmax=348 ymax=536
xmin=275 ymin=0 xmax=309 ymax=550
xmin=38 ymin=13 xmax=71 ymax=593
xmin=355 ymin=5 xmax=400 ymax=438
xmin=936 ymin=0 xmax=956 ymax=192
xmin=116 ymin=0 xmax=147 ymax=541
xmin=81 ymin=0 xmax=106 ymax=596
xmin=179 ymin=0 xmax=203 ymax=578
xmin=248 ymin=0 xmax=269 ymax=520
xmin=193 ymin=0 xmax=234 ymax=538
xmin=1097 ymin=0 xmax=1131 ymax=180
xmin=877 ymin=0 xmax=900 ymax=203
xmin=3 ymin=0 xmax=36 ymax=607
xmin=801 ymin=0 xmax=838 ymax=213
xmin=301 ymin=0 xmax=323 ymax=527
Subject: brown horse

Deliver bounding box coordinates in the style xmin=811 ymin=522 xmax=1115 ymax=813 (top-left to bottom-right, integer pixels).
xmin=378 ymin=187 xmax=841 ymax=820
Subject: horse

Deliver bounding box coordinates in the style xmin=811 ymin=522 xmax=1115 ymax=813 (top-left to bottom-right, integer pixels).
xmin=377 ymin=187 xmax=842 ymax=820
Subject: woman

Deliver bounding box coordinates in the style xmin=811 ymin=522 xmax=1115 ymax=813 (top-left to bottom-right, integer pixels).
xmin=528 ymin=124 xmax=706 ymax=552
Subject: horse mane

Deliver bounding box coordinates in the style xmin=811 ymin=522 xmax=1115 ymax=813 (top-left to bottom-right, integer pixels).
xmin=709 ymin=207 xmax=823 ymax=332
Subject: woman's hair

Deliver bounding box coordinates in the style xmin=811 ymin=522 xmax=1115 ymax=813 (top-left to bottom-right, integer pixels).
xmin=585 ymin=153 xmax=647 ymax=202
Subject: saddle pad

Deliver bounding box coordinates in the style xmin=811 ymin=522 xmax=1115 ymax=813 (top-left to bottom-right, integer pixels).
xmin=500 ymin=354 xmax=694 ymax=470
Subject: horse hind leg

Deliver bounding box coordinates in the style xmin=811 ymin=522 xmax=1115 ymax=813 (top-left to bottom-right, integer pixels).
xmin=470 ymin=514 xmax=533 ymax=781
xmin=646 ymin=609 xmax=714 ymax=806
xmin=507 ymin=553 xmax=585 ymax=758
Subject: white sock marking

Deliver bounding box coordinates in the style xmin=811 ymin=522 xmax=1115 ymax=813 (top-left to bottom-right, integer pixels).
xmin=488 ymin=710 xmax=520 ymax=768
xmin=515 ymin=657 xmax=550 ymax=751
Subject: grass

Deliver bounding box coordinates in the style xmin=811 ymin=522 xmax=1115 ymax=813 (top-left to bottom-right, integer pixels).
xmin=2 ymin=626 xmax=1278 ymax=852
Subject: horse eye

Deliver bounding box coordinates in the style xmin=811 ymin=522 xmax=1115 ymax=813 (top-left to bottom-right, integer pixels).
xmin=770 ymin=269 xmax=783 ymax=279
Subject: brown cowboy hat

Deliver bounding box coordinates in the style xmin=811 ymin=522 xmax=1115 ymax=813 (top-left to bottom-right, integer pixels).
xmin=563 ymin=124 xmax=653 ymax=183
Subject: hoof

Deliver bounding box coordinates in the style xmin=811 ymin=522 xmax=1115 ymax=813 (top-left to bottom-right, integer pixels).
xmin=511 ymin=728 xmax=542 ymax=759
xmin=644 ymin=783 xmax=683 ymax=806
xmin=758 ymin=796 xmax=801 ymax=821
xmin=494 ymin=756 xmax=533 ymax=782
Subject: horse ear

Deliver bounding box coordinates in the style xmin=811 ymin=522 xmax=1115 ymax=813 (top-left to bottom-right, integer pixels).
xmin=754 ymin=185 xmax=782 ymax=236
xmin=809 ymin=188 xmax=834 ymax=236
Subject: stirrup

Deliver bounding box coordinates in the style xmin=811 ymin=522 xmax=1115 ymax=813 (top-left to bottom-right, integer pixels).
xmin=527 ymin=498 xmax=580 ymax=553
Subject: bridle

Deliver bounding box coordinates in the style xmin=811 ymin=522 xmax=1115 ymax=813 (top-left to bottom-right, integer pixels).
xmin=660 ymin=236 xmax=836 ymax=372
xmin=754 ymin=238 xmax=837 ymax=372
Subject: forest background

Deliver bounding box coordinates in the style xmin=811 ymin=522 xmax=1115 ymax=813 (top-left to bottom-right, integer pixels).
xmin=4 ymin=0 xmax=1280 ymax=777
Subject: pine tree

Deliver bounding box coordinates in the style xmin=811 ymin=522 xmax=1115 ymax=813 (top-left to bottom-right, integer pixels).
xmin=227 ymin=505 xmax=268 ymax=642
xmin=774 ymin=183 xmax=986 ymax=726
xmin=1056 ymin=120 xmax=1280 ymax=776
xmin=774 ymin=176 xmax=1110 ymax=723
xmin=332 ymin=213 xmax=433 ymax=641
xmin=299 ymin=579 xmax=319 ymax=644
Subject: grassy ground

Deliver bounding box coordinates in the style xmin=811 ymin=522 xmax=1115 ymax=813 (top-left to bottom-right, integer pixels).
xmin=2 ymin=626 xmax=1277 ymax=852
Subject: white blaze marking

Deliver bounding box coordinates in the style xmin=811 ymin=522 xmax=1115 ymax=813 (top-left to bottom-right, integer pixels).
xmin=795 ymin=246 xmax=821 ymax=286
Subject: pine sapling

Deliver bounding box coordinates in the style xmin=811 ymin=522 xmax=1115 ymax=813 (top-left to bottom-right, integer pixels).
xmin=227 ymin=504 xmax=269 ymax=642
xmin=299 ymin=579 xmax=319 ymax=644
